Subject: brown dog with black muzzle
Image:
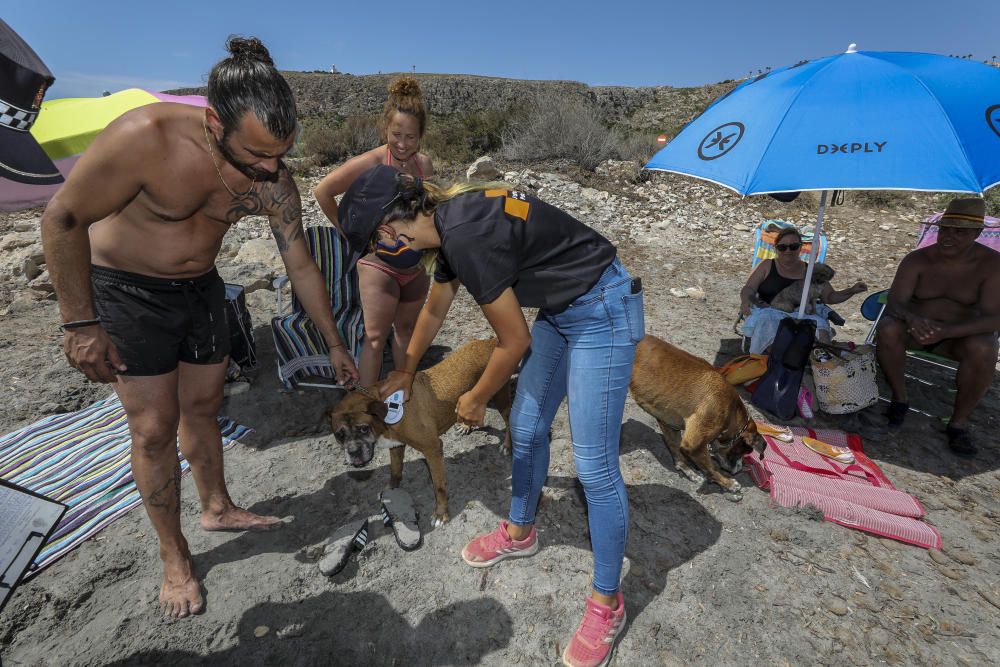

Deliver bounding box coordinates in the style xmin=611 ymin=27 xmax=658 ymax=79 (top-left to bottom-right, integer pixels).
xmin=630 ymin=334 xmax=766 ymax=496
xmin=328 ymin=338 xmax=512 ymax=526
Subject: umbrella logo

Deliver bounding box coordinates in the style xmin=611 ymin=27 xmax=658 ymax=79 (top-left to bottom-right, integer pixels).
xmin=698 ymin=122 xmax=744 ymax=161
xmin=987 ymin=105 xmax=1000 ymax=139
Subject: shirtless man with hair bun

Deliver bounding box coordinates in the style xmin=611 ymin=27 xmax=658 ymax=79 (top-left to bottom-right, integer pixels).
xmin=41 ymin=36 xmax=358 ymax=618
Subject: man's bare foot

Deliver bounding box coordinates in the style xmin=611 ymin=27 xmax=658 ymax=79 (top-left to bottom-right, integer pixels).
xmin=160 ymin=553 xmax=203 ymax=619
xmin=200 ymin=505 xmax=283 ymax=532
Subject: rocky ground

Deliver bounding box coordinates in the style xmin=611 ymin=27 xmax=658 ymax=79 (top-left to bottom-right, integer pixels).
xmin=1 ymin=161 xmax=998 ymax=666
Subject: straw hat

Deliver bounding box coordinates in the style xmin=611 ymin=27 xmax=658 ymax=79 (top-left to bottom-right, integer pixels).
xmin=937 ymin=197 xmax=986 ymax=228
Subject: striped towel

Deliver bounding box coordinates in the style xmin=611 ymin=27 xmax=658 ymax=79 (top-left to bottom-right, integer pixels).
xmin=745 ymin=425 xmax=941 ymax=549
xmin=0 ymin=395 xmax=252 ymax=576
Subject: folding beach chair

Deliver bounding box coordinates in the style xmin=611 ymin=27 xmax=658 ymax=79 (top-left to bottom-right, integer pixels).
xmin=751 ymin=219 xmax=828 ymax=270
xmin=270 ymin=226 xmax=365 ymax=390
xmin=860 ymin=213 xmax=1000 ymax=414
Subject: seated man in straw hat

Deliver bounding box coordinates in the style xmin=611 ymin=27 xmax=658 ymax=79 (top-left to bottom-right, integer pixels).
xmin=876 ymin=197 xmax=1000 ymax=457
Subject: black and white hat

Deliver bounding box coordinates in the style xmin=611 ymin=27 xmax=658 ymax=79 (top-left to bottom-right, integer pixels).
xmin=0 ymin=19 xmax=62 ymax=185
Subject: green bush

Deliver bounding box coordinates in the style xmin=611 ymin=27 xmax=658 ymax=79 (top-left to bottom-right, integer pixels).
xmin=615 ymin=130 xmax=659 ymax=166
xmin=501 ymin=96 xmax=659 ymax=171
xmin=297 ymin=114 xmax=380 ymax=165
xmin=985 ymin=186 xmax=1000 ymax=217
xmin=501 ymin=95 xmax=618 ymax=171
xmin=423 ymin=108 xmax=520 ymax=164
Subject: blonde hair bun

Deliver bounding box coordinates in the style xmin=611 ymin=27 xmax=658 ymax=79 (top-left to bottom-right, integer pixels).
xmin=389 ymin=76 xmax=423 ymax=98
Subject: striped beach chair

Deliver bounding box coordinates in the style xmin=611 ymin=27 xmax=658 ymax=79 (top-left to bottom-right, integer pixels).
xmin=270 ymin=226 xmax=364 ymax=390
xmin=751 ymin=219 xmax=828 ymax=269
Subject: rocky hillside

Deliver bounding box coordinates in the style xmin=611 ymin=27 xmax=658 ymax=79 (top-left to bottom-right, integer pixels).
xmin=173 ymin=71 xmax=738 ymax=135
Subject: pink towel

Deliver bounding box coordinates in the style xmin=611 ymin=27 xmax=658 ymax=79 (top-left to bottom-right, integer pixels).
xmin=746 ymin=424 xmax=942 ymax=550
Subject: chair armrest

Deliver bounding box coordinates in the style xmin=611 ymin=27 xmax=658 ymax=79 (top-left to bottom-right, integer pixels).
xmin=860 ymin=290 xmax=889 ymax=321
xmin=274 ymin=275 xmax=290 ymax=316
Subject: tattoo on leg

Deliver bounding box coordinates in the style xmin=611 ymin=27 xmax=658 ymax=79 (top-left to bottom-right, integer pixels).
xmin=146 ymin=467 xmax=182 ymax=515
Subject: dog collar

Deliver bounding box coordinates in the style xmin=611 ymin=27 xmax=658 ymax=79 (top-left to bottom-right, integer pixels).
xmin=725 ymin=414 xmax=753 ymax=448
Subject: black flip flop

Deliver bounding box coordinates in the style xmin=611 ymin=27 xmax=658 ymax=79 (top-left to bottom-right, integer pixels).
xmin=946 ymin=425 xmax=977 ymax=458
xmin=380 ymin=488 xmax=422 ymax=551
xmin=318 ymin=518 xmax=369 ymax=576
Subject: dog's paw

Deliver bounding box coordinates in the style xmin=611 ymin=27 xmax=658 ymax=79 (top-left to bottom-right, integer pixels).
xmin=725 ymin=489 xmax=744 ymax=502
xmin=431 ymin=511 xmax=451 ymax=527
xmin=454 ymin=424 xmax=474 ymax=436
xmin=498 ymin=440 xmax=512 ymax=456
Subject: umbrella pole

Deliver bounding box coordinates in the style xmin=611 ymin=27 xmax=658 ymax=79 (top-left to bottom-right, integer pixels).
xmin=796 ymin=190 xmax=828 ymax=318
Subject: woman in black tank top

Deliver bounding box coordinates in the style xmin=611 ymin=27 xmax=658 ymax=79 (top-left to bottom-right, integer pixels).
xmin=741 ymin=229 xmax=809 ymax=312
xmin=739 ymin=228 xmax=867 ymax=353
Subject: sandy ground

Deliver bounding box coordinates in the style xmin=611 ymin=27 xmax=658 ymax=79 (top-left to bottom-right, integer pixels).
xmin=1 ymin=167 xmax=999 ymax=666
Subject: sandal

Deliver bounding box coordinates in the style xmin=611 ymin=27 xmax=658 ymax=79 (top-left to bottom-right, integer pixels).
xmin=318 ymin=518 xmax=369 ymax=576
xmin=802 ymin=436 xmax=855 ymax=464
xmin=945 ymin=425 xmax=977 ymax=458
xmin=380 ymin=488 xmax=422 ymax=551
xmin=886 ymin=401 xmax=909 ymax=428
xmin=755 ymin=422 xmax=794 ymax=443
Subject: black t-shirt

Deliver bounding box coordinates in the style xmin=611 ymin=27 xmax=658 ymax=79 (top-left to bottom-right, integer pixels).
xmin=433 ymin=188 xmax=617 ymax=310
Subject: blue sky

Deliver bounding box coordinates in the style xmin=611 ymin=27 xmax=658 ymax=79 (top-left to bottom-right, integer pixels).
xmin=7 ymin=0 xmax=1000 ymax=99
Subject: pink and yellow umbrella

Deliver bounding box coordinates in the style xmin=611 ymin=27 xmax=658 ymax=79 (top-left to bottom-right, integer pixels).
xmin=0 ymin=88 xmax=206 ymax=211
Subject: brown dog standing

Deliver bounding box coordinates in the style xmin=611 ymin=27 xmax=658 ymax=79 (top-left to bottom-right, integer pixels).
xmin=329 ymin=338 xmax=512 ymax=525
xmin=630 ymin=334 xmax=765 ymax=494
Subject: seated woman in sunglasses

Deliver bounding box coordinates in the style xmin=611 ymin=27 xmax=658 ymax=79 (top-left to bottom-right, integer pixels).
xmin=739 ymin=227 xmax=866 ymax=354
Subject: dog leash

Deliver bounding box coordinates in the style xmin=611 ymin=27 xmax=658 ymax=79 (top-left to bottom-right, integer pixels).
xmin=352 ymin=384 xmax=380 ymax=401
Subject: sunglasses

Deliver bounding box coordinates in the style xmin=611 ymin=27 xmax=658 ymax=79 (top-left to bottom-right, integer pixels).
xmin=775 ymin=242 xmax=802 ymax=252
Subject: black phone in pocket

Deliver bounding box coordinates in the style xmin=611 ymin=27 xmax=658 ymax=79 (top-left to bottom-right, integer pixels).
xmin=630 ymin=278 xmax=642 ymax=294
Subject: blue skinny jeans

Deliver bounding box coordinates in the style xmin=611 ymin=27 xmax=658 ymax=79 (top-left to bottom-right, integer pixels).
xmin=508 ymin=258 xmax=644 ymax=595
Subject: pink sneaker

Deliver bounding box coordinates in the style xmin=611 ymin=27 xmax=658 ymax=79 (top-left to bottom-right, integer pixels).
xmin=461 ymin=521 xmax=538 ymax=567
xmin=562 ymin=592 xmax=627 ymax=667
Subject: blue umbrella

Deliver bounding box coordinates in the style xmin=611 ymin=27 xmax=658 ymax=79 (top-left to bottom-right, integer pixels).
xmin=646 ymin=46 xmax=1000 ymax=316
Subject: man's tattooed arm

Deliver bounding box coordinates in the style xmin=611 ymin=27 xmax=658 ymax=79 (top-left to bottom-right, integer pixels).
xmin=225 ymin=190 xmax=265 ymax=225
xmin=263 ymin=167 xmax=303 ymax=254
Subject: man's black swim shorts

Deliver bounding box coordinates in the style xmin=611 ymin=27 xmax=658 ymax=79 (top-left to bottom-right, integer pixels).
xmin=91 ymin=265 xmax=230 ymax=376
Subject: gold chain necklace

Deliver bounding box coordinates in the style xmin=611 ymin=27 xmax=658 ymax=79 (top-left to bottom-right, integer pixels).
xmin=203 ymin=121 xmax=256 ymax=198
